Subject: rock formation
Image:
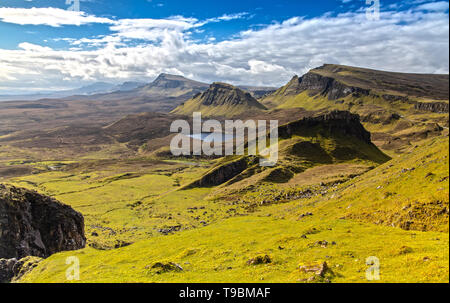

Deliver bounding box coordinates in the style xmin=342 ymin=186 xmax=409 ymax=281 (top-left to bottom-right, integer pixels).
xmin=414 ymin=102 xmax=449 ymax=113
xmin=172 ymin=82 xmax=267 ymax=117
xmin=0 ymin=256 xmax=42 ymax=283
xmin=274 ymin=72 xmax=370 ymax=100
xmin=185 ymin=157 xmax=257 ymax=188
xmin=278 ymin=110 xmax=372 ymax=144
xmin=197 ymin=82 xmax=267 ymax=108
xmin=0 ymin=184 xmax=86 ymax=260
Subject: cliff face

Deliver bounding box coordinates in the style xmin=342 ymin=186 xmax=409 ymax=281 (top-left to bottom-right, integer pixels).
xmin=0 ymin=184 xmax=86 ymax=260
xmin=414 ymin=102 xmax=449 ymax=113
xmin=198 ymin=83 xmax=267 ymax=108
xmin=382 ymin=94 xmax=449 ymax=113
xmin=278 ymin=110 xmax=372 ymax=144
xmin=186 ymin=157 xmax=257 ymax=188
xmin=277 ymin=72 xmax=370 ymax=100
xmin=0 ymin=256 xmax=42 ymax=283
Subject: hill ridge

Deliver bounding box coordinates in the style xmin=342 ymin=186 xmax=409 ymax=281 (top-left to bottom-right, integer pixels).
xmin=171 ymin=82 xmax=267 ymax=117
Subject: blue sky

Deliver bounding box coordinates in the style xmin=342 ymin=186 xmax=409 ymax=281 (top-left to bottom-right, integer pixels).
xmin=0 ymin=0 xmax=448 ymax=93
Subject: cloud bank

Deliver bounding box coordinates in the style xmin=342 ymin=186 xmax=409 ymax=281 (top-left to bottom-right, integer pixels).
xmin=0 ymin=4 xmax=448 ymax=92
xmin=0 ymin=7 xmax=113 ymax=26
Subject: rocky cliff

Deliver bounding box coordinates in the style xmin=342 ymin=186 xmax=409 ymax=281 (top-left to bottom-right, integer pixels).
xmin=382 ymin=94 xmax=449 ymax=113
xmin=275 ymin=72 xmax=370 ymax=100
xmin=0 ymin=256 xmax=42 ymax=283
xmin=278 ymin=110 xmax=372 ymax=144
xmin=198 ymin=83 xmax=267 ymax=108
xmin=0 ymin=184 xmax=86 ymax=260
xmin=414 ymin=102 xmax=449 ymax=113
xmin=172 ymin=82 xmax=267 ymax=117
xmin=185 ymin=157 xmax=258 ymax=188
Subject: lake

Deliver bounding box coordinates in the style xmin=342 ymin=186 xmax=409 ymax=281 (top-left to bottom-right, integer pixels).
xmin=188 ymin=132 xmax=235 ymax=143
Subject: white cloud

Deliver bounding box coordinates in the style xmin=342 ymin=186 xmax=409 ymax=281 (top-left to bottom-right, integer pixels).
xmin=0 ymin=7 xmax=113 ymax=27
xmin=108 ymin=16 xmax=199 ymax=42
xmin=0 ymin=6 xmax=448 ymax=91
xmin=415 ymin=1 xmax=449 ymax=11
xmin=201 ymin=12 xmax=249 ymax=24
xmin=18 ymin=42 xmax=53 ymax=52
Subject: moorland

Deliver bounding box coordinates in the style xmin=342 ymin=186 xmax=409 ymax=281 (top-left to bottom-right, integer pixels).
xmin=0 ymin=64 xmax=448 ymax=283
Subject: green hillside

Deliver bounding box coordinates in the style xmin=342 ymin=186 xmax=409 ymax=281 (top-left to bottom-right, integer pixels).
xmin=17 ymin=135 xmax=448 ymax=283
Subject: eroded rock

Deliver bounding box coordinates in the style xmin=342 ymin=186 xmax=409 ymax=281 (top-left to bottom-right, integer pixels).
xmin=0 ymin=184 xmax=86 ymax=260
xmin=0 ymin=256 xmax=43 ymax=283
xmin=247 ymin=254 xmax=272 ymax=265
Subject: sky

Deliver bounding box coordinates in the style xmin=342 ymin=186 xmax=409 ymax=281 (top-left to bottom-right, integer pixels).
xmin=0 ymin=0 xmax=448 ymax=94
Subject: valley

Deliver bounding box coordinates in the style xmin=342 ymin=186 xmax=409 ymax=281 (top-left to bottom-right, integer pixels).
xmin=0 ymin=64 xmax=448 ymax=283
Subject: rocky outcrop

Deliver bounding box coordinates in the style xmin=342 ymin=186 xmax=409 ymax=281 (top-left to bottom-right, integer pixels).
xmin=196 ymin=82 xmax=267 ymax=108
xmin=172 ymin=82 xmax=267 ymax=117
xmin=277 ymin=72 xmax=370 ymax=100
xmin=382 ymin=94 xmax=411 ymax=103
xmin=279 ymin=110 xmax=372 ymax=144
xmin=0 ymin=258 xmax=16 ymax=282
xmin=414 ymin=102 xmax=449 ymax=113
xmin=381 ymin=95 xmax=449 ymax=113
xmin=185 ymin=157 xmax=257 ymax=188
xmin=0 ymin=256 xmax=42 ymax=283
xmin=361 ymin=111 xmax=401 ymax=125
xmin=0 ymin=184 xmax=86 ymax=260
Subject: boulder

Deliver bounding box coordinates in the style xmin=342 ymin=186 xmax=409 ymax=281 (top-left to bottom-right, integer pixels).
xmin=0 ymin=184 xmax=86 ymax=260
xmin=0 ymin=256 xmax=43 ymax=283
xmin=247 ymin=254 xmax=272 ymax=265
xmin=0 ymin=258 xmax=16 ymax=283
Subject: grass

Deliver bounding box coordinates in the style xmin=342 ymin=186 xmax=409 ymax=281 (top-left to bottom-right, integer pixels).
xmin=172 ymin=100 xmax=264 ymax=117
xmin=2 ymin=122 xmax=447 ymax=283
xmin=19 ymin=215 xmax=448 ymax=283
xmin=256 ymin=136 xmax=449 ymax=233
xmin=6 ymin=158 xmax=214 ymax=249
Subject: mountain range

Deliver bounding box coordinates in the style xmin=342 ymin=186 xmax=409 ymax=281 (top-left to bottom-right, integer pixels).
xmin=0 ymin=81 xmax=147 ymax=102
xmin=0 ymin=73 xmax=277 ymax=136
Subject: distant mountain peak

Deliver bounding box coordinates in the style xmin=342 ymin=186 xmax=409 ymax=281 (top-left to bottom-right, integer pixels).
xmin=171 ymin=82 xmax=267 ymax=117
xmin=208 ymin=82 xmax=236 ymax=90
xmin=200 ymin=82 xmax=263 ymax=107
xmin=154 ymin=73 xmax=185 ymax=80
xmin=148 ymin=73 xmax=209 ymax=91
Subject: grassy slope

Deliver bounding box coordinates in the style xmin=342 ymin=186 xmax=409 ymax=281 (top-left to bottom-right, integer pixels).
xmin=171 ymin=95 xmax=265 ymax=117
xmin=260 ymin=136 xmax=449 ymax=232
xmin=17 ymin=136 xmax=449 ymax=283
xmin=18 ymin=216 xmax=448 ymax=283
xmin=6 ymin=158 xmax=213 ymax=249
